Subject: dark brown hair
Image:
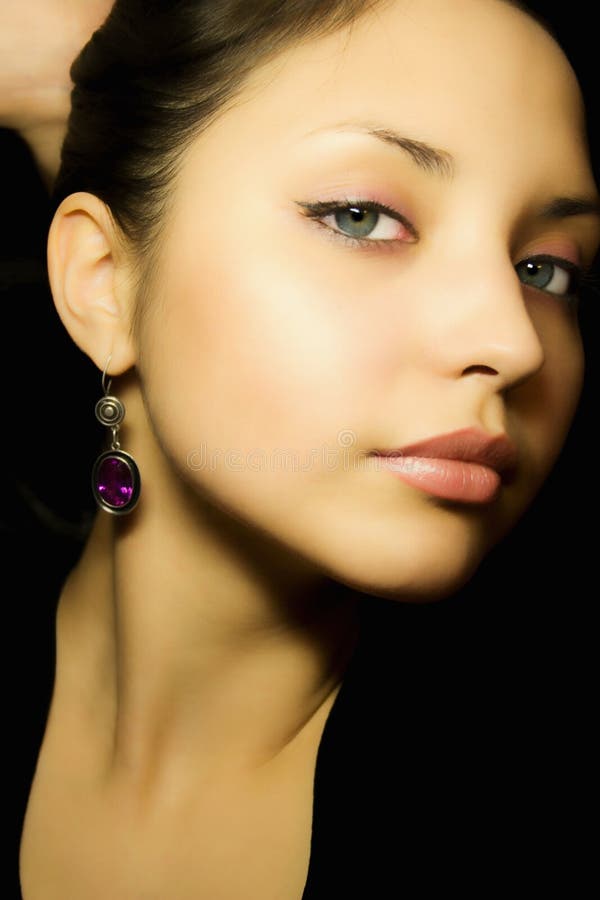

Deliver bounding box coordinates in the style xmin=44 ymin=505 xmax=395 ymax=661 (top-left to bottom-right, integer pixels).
xmin=51 ymin=0 xmax=394 ymax=339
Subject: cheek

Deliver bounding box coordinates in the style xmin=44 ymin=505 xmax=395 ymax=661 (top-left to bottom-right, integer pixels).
xmin=514 ymin=307 xmax=584 ymax=477
xmin=138 ymin=228 xmax=396 ymax=473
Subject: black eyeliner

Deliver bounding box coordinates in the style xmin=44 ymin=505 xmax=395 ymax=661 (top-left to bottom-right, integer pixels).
xmin=518 ymin=253 xmax=589 ymax=304
xmin=295 ymin=198 xmax=419 ymax=241
xmin=295 ymin=199 xmax=597 ymax=306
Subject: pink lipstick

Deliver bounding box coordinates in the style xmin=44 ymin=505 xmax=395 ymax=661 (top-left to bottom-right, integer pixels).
xmin=372 ymin=427 xmax=518 ymax=504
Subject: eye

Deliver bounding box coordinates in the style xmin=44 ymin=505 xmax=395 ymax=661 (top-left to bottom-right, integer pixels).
xmin=515 ymin=254 xmax=582 ymax=303
xmin=296 ymin=198 xmax=418 ymax=247
xmin=328 ymin=205 xmax=398 ymax=239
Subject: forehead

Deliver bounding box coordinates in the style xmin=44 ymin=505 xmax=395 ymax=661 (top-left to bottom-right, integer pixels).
xmin=190 ymin=0 xmax=591 ymax=188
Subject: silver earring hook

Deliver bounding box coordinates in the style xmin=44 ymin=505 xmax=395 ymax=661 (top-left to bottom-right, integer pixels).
xmin=102 ymin=354 xmax=113 ymax=396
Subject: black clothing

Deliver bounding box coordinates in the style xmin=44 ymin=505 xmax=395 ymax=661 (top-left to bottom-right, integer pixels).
xmin=12 ymin=567 xmax=589 ymax=899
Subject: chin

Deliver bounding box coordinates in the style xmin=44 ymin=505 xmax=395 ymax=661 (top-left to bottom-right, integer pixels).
xmin=307 ymin=507 xmax=490 ymax=605
xmin=334 ymin=558 xmax=482 ymax=605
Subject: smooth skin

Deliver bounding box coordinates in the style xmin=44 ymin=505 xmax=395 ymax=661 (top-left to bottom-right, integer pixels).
xmin=20 ymin=0 xmax=600 ymax=897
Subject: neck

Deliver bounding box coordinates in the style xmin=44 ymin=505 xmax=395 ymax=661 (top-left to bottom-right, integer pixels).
xmin=56 ymin=459 xmax=361 ymax=808
xmin=18 ymin=119 xmax=65 ymax=192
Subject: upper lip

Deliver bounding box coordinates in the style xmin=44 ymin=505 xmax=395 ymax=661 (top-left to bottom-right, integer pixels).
xmin=373 ymin=426 xmax=519 ymax=478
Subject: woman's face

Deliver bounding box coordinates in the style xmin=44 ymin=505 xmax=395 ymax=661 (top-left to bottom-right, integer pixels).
xmin=134 ymin=0 xmax=599 ymax=600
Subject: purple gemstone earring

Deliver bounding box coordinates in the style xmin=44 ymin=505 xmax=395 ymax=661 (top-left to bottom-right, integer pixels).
xmin=91 ymin=356 xmax=141 ymax=515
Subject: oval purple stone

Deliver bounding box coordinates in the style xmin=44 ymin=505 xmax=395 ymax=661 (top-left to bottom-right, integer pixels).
xmin=96 ymin=455 xmax=134 ymax=508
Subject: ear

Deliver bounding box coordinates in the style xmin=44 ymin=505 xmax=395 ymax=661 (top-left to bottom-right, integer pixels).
xmin=47 ymin=191 xmax=137 ymax=376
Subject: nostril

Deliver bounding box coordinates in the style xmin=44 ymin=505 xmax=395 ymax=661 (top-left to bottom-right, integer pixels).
xmin=462 ymin=365 xmax=498 ymax=376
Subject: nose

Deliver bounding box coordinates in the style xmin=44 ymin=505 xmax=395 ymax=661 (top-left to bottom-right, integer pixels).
xmin=419 ymin=246 xmax=546 ymax=392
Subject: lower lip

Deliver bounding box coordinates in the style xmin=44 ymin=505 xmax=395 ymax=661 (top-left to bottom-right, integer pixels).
xmin=373 ymin=455 xmax=502 ymax=503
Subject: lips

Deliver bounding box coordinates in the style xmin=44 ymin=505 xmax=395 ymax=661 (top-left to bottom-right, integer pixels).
xmin=373 ymin=426 xmax=519 ymax=481
xmin=371 ymin=426 xmax=520 ymax=504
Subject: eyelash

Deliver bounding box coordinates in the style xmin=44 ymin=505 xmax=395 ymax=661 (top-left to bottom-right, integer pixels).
xmin=298 ymin=198 xmax=417 ymax=251
xmin=297 ymin=197 xmax=599 ymax=308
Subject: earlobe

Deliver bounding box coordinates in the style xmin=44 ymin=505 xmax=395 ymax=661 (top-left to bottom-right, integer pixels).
xmin=47 ymin=191 xmax=137 ymax=375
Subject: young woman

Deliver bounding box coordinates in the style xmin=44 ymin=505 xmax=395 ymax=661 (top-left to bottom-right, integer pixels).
xmin=7 ymin=0 xmax=598 ymax=896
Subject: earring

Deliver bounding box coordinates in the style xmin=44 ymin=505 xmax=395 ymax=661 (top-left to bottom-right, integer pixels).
xmin=91 ymin=356 xmax=141 ymax=515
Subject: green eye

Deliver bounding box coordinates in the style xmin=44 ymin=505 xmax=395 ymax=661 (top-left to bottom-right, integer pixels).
xmin=331 ymin=205 xmax=381 ymax=238
xmin=296 ymin=198 xmax=418 ymax=247
xmin=515 ymin=255 xmax=579 ymax=301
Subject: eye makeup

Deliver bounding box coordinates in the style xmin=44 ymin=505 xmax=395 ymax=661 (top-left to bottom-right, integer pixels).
xmin=295 ymin=197 xmax=418 ymax=250
xmin=516 ymin=254 xmax=596 ymax=308
xmin=294 ymin=195 xmax=598 ymax=307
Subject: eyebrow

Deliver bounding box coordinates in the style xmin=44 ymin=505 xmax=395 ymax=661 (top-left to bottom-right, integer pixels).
xmin=303 ymin=122 xmax=600 ymax=222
